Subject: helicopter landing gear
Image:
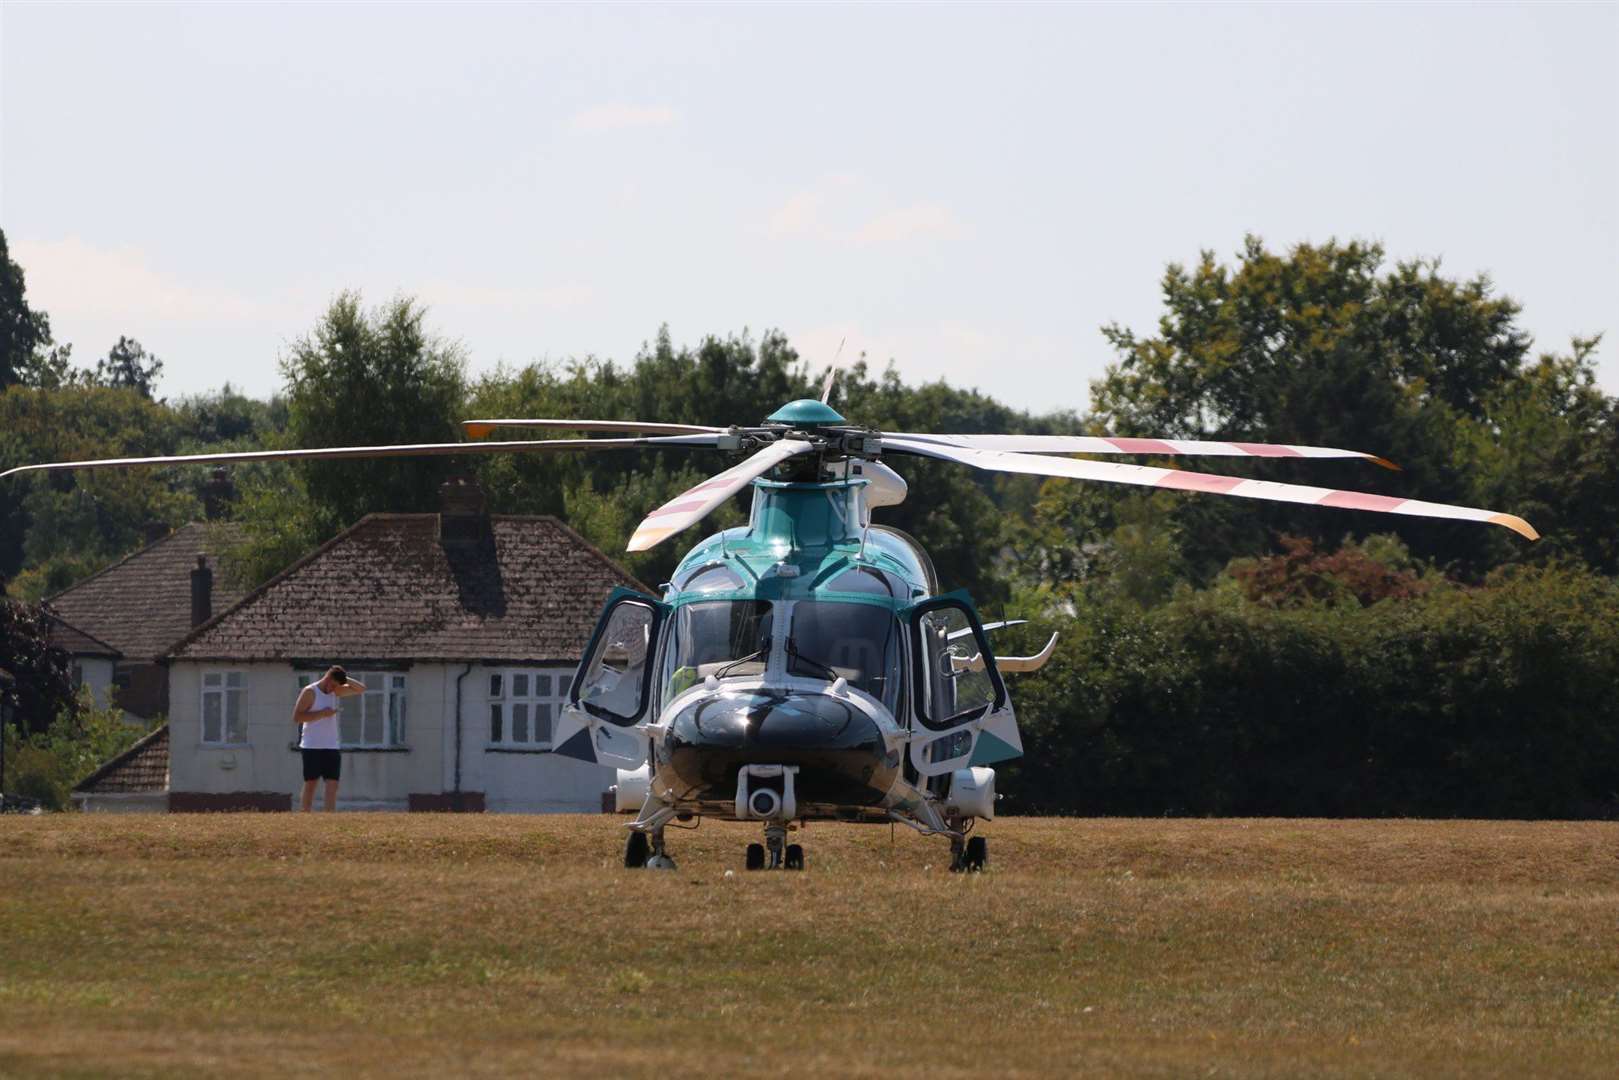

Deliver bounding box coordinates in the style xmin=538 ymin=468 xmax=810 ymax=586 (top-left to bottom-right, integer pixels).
xmin=950 ymin=834 xmax=988 ymax=873
xmin=745 ymin=823 xmax=804 ymax=870
xmin=624 ymin=830 xmax=649 ymax=868
xmin=628 ymin=825 xmax=677 ymax=870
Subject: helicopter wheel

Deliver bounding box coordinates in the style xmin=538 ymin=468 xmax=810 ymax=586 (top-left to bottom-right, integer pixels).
xmin=963 ymin=836 xmax=988 ymax=873
xmin=784 ymin=843 xmax=805 ymax=871
xmin=624 ymin=830 xmax=649 ymax=869
xmin=745 ymin=843 xmax=766 ymax=871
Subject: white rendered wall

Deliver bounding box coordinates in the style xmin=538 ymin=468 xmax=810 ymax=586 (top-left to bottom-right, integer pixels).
xmin=458 ymin=664 xmax=614 ymax=813
xmin=168 ymin=660 xmax=611 ymax=812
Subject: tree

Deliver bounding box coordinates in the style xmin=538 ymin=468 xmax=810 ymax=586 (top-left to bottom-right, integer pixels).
xmin=0 ymin=228 xmax=72 ymax=390
xmin=0 ymin=384 xmax=199 ymax=590
xmin=279 ymin=292 xmax=468 ymax=534
xmin=1088 ymin=236 xmax=1601 ymax=577
xmin=1462 ymin=337 xmax=1618 ymax=575
xmin=0 ymin=599 xmax=77 ymax=742
xmin=92 ymin=336 xmax=164 ymax=399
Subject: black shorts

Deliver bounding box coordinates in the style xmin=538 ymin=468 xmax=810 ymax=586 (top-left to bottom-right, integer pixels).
xmin=301 ymin=748 xmax=341 ymax=781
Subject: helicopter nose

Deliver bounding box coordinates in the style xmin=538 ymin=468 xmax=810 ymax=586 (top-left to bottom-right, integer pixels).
xmin=661 ymin=690 xmax=897 ymax=807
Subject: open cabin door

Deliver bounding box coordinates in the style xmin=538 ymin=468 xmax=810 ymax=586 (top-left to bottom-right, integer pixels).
xmin=904 ymin=593 xmax=1018 ymax=776
xmin=555 ymin=588 xmax=669 ymax=770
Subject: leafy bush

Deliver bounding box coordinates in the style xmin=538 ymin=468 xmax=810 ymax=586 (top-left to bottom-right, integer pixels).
xmin=1006 ymin=563 xmax=1619 ymax=819
xmin=2 ymin=690 xmax=155 ymax=810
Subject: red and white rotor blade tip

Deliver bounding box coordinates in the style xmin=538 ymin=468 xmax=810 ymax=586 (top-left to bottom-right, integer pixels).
xmin=627 ymin=439 xmax=814 ymax=552
xmin=0 ymin=435 xmax=721 ymax=481
xmin=885 ymin=432 xmax=1399 ymax=470
xmin=884 ymin=437 xmax=1537 ymax=540
xmin=461 ymin=418 xmax=724 ymax=439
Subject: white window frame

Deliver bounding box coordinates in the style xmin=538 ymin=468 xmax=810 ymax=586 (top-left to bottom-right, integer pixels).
xmin=201 ymin=670 xmax=247 ymax=745
xmin=296 ymin=671 xmax=408 ymax=749
xmin=487 ymin=667 xmax=573 ymax=749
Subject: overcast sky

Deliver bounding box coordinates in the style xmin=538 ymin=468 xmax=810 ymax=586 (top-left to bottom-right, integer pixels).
xmin=3 ymin=2 xmax=1615 ymax=417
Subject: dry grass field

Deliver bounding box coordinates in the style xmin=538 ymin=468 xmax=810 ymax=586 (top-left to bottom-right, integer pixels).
xmin=1 ymin=814 xmax=1616 ymax=1078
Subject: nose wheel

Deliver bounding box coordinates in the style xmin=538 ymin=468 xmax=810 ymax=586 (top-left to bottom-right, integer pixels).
xmin=745 ymin=825 xmax=805 ymax=871
xmin=950 ymin=835 xmax=988 ymax=873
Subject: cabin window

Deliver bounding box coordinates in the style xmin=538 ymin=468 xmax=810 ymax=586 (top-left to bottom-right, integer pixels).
xmin=201 ymin=670 xmax=246 ymax=744
xmin=913 ymin=604 xmax=999 ymax=730
xmin=488 ymin=669 xmax=573 ymax=747
xmin=787 ymin=601 xmax=901 ymax=709
xmin=660 ymin=600 xmax=774 ymax=703
xmin=295 ymin=672 xmax=408 ymax=748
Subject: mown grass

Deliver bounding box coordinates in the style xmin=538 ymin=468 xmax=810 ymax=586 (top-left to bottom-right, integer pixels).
xmin=1 ymin=815 xmax=1616 ymax=1078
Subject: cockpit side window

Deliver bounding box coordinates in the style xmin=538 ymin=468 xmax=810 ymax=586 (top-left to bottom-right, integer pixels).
xmin=787 ymin=601 xmax=901 ymax=710
xmin=660 ymin=600 xmax=774 ymax=705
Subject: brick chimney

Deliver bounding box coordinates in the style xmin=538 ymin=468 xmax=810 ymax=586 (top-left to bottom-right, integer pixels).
xmin=202 ymin=467 xmax=236 ymax=521
xmin=190 ymin=554 xmax=213 ymax=627
xmin=437 ymin=474 xmax=490 ymax=547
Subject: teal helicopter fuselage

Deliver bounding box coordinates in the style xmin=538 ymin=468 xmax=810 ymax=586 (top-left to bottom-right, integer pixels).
xmin=565 ymin=445 xmax=1021 ymax=837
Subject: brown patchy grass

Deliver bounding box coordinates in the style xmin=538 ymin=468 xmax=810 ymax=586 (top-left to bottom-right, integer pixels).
xmin=1 ymin=815 xmax=1616 ymax=1078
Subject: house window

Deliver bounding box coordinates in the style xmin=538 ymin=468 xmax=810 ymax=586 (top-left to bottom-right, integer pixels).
xmin=296 ymin=672 xmax=408 ymax=748
xmin=202 ymin=671 xmax=246 ymax=744
xmin=488 ymin=669 xmax=572 ymax=748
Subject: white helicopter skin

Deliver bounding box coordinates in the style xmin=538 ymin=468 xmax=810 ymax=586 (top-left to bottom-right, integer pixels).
xmin=2 ymin=387 xmax=1538 ymax=872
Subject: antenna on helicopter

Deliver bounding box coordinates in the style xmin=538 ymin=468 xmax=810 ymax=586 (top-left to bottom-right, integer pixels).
xmin=820 ymin=338 xmax=846 ymax=405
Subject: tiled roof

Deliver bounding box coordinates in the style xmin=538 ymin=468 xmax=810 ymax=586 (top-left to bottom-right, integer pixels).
xmin=45 ymin=523 xmax=247 ymax=662
xmin=170 ymin=515 xmax=649 ymax=663
xmin=74 ymin=723 xmax=169 ymax=794
xmin=44 ymin=615 xmax=122 ymax=660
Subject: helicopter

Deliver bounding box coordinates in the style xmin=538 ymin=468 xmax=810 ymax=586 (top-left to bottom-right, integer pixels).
xmin=3 ymin=370 xmax=1537 ymax=872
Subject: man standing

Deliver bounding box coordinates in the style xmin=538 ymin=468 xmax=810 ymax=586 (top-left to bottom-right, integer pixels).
xmin=293 ymin=666 xmax=365 ymax=812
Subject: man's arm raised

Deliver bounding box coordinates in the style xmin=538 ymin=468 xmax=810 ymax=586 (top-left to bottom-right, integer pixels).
xmin=332 ymin=679 xmax=367 ymax=698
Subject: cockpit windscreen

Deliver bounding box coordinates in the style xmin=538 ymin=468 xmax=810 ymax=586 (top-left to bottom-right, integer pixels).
xmin=788 ymin=601 xmax=901 ymax=709
xmin=661 ymin=600 xmax=773 ymax=703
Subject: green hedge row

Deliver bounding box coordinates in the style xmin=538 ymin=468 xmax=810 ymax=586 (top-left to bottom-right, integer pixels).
xmin=1003 ymin=566 xmax=1619 ymax=819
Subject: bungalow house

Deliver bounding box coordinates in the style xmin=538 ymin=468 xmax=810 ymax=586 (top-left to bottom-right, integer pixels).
xmin=162 ymin=477 xmax=646 ymax=812
xmin=44 ymin=615 xmax=122 ymax=710
xmin=45 ymin=522 xmax=246 ymax=720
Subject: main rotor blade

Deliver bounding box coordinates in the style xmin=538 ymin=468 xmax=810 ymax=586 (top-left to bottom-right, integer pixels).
xmin=0 ymin=434 xmax=724 ymax=481
xmin=884 ymin=437 xmax=1537 ymax=540
xmin=886 ymin=432 xmax=1398 ymax=470
xmin=462 ymin=418 xmax=725 ymax=439
xmin=627 ymin=439 xmax=814 ymax=552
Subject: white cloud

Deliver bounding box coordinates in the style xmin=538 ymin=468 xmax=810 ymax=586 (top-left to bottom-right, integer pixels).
xmin=760 ymin=178 xmax=962 ymax=249
xmin=11 ymin=237 xmax=271 ymax=324
xmin=849 ymin=202 xmax=963 ymax=246
xmin=765 ymin=190 xmax=826 ymax=238
xmin=568 ymin=103 xmax=677 ymax=133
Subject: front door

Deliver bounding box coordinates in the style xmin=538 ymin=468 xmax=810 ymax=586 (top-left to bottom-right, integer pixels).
xmin=904 ymin=593 xmax=1010 ymax=775
xmin=554 ymin=588 xmax=669 ymax=769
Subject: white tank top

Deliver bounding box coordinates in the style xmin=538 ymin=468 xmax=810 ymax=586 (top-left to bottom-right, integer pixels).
xmin=300 ymin=683 xmax=342 ymax=750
